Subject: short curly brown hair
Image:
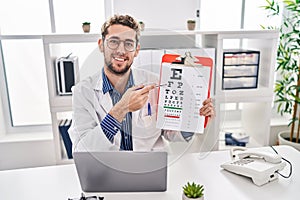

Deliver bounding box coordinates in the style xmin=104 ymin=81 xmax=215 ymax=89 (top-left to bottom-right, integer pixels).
xmin=101 ymin=14 xmax=141 ymax=43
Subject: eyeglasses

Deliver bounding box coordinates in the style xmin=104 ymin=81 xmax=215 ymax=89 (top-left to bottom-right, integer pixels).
xmin=106 ymin=38 xmax=136 ymax=52
xmin=68 ymin=193 xmax=104 ymax=200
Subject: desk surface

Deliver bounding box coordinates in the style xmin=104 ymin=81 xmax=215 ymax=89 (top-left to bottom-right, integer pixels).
xmin=0 ymin=145 xmax=298 ymax=200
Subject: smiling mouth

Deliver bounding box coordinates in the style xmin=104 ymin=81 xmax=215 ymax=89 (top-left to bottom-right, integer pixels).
xmin=113 ymin=56 xmax=128 ymax=62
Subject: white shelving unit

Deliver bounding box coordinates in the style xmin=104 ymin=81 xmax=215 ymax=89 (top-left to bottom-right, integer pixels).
xmin=43 ymin=34 xmax=100 ymax=164
xmin=201 ymin=30 xmax=279 ymax=149
xmin=43 ymin=29 xmax=279 ymax=164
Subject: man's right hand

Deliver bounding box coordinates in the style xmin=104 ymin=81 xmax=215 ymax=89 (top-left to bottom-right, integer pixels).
xmin=109 ymin=84 xmax=155 ymax=122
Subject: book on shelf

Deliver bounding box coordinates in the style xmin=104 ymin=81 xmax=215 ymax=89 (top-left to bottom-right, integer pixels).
xmin=58 ymin=119 xmax=73 ymax=159
xmin=224 ymin=131 xmax=249 ymax=147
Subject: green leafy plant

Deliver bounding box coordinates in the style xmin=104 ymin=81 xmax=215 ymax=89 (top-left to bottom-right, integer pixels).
xmin=82 ymin=22 xmax=91 ymax=25
xmin=182 ymin=182 xmax=204 ymax=199
xmin=261 ymin=0 xmax=300 ymax=143
xmin=139 ymin=21 xmax=145 ymax=31
xmin=187 ymin=19 xmax=196 ymax=23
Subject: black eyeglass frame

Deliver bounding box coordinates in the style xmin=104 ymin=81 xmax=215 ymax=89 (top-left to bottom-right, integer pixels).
xmin=105 ymin=37 xmax=137 ymax=52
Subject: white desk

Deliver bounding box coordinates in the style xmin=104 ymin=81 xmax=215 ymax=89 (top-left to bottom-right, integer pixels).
xmin=0 ymin=145 xmax=298 ymax=200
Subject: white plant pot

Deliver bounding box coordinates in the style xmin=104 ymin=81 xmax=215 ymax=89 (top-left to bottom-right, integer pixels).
xmin=182 ymin=193 xmax=204 ymax=200
xmin=278 ymin=130 xmax=300 ymax=151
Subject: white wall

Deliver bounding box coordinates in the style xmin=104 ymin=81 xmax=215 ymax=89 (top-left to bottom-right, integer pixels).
xmin=0 ymin=94 xmax=6 ymax=138
xmin=113 ymin=0 xmax=200 ymax=30
xmin=269 ymin=124 xmax=289 ymax=145
xmin=79 ymin=47 xmax=104 ymax=80
xmin=0 ymin=84 xmax=55 ymax=170
xmin=0 ymin=82 xmax=55 ymax=170
xmin=0 ymin=139 xmax=55 ymax=170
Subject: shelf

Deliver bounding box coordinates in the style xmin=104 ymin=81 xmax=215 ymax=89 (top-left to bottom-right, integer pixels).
xmin=43 ymin=33 xmax=100 ymax=44
xmin=215 ymin=88 xmax=274 ymax=103
xmin=49 ymin=96 xmax=72 ymax=111
xmin=219 ymin=138 xmax=263 ymax=150
xmin=0 ymin=29 xmax=279 ymax=40
xmin=56 ymin=158 xmax=74 ymax=165
xmin=140 ymin=29 xmax=198 ymax=36
xmin=0 ymin=132 xmax=53 ymax=143
xmin=218 ymin=101 xmax=273 ymax=148
xmin=201 ymin=29 xmax=279 ymax=39
xmin=219 ymin=120 xmax=269 ymax=149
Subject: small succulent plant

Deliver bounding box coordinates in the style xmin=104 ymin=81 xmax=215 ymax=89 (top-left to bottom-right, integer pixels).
xmin=187 ymin=20 xmax=196 ymax=23
xmin=183 ymin=182 xmax=204 ymax=199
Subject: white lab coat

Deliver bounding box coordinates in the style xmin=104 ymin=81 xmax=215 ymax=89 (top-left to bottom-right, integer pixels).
xmin=68 ymin=68 xmax=187 ymax=152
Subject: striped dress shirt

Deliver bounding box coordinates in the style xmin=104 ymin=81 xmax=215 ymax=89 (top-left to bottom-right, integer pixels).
xmin=100 ymin=69 xmax=134 ymax=150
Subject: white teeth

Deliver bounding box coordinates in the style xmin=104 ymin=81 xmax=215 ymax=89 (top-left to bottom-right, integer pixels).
xmin=114 ymin=57 xmax=125 ymax=61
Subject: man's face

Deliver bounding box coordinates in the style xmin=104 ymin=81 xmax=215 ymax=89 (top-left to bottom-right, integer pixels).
xmin=99 ymin=24 xmax=140 ymax=75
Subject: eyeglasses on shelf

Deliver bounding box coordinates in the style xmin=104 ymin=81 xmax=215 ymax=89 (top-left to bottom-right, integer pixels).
xmin=68 ymin=193 xmax=104 ymax=200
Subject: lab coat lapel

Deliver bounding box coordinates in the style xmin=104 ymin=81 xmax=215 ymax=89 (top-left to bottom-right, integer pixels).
xmin=91 ymin=71 xmax=113 ymax=115
xmin=100 ymin=92 xmax=113 ymax=113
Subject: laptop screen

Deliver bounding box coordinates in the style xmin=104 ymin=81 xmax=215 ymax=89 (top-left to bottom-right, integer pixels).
xmin=73 ymin=151 xmax=168 ymax=192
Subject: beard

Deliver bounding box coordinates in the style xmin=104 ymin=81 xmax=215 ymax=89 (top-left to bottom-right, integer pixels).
xmin=104 ymin=52 xmax=132 ymax=75
xmin=106 ymin=62 xmax=131 ymax=75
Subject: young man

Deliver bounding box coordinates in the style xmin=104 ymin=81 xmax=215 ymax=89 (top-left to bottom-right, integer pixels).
xmin=68 ymin=14 xmax=214 ymax=152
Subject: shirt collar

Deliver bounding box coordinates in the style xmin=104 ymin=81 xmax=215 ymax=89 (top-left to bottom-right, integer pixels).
xmin=102 ymin=68 xmax=113 ymax=94
xmin=102 ymin=68 xmax=135 ymax=94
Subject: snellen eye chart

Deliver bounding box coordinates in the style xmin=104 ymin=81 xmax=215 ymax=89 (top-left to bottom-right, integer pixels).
xmin=156 ymin=61 xmax=212 ymax=133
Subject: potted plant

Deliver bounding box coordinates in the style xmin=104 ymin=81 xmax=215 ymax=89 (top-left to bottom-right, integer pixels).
xmin=182 ymin=182 xmax=204 ymax=200
xmin=82 ymin=22 xmax=91 ymax=33
xmin=262 ymin=0 xmax=300 ymax=150
xmin=187 ymin=20 xmax=196 ymax=31
xmin=139 ymin=21 xmax=145 ymax=31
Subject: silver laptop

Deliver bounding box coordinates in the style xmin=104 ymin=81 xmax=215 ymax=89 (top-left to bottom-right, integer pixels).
xmin=73 ymin=151 xmax=168 ymax=192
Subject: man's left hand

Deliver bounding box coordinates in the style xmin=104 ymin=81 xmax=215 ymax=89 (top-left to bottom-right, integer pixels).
xmin=199 ymin=98 xmax=215 ymax=119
